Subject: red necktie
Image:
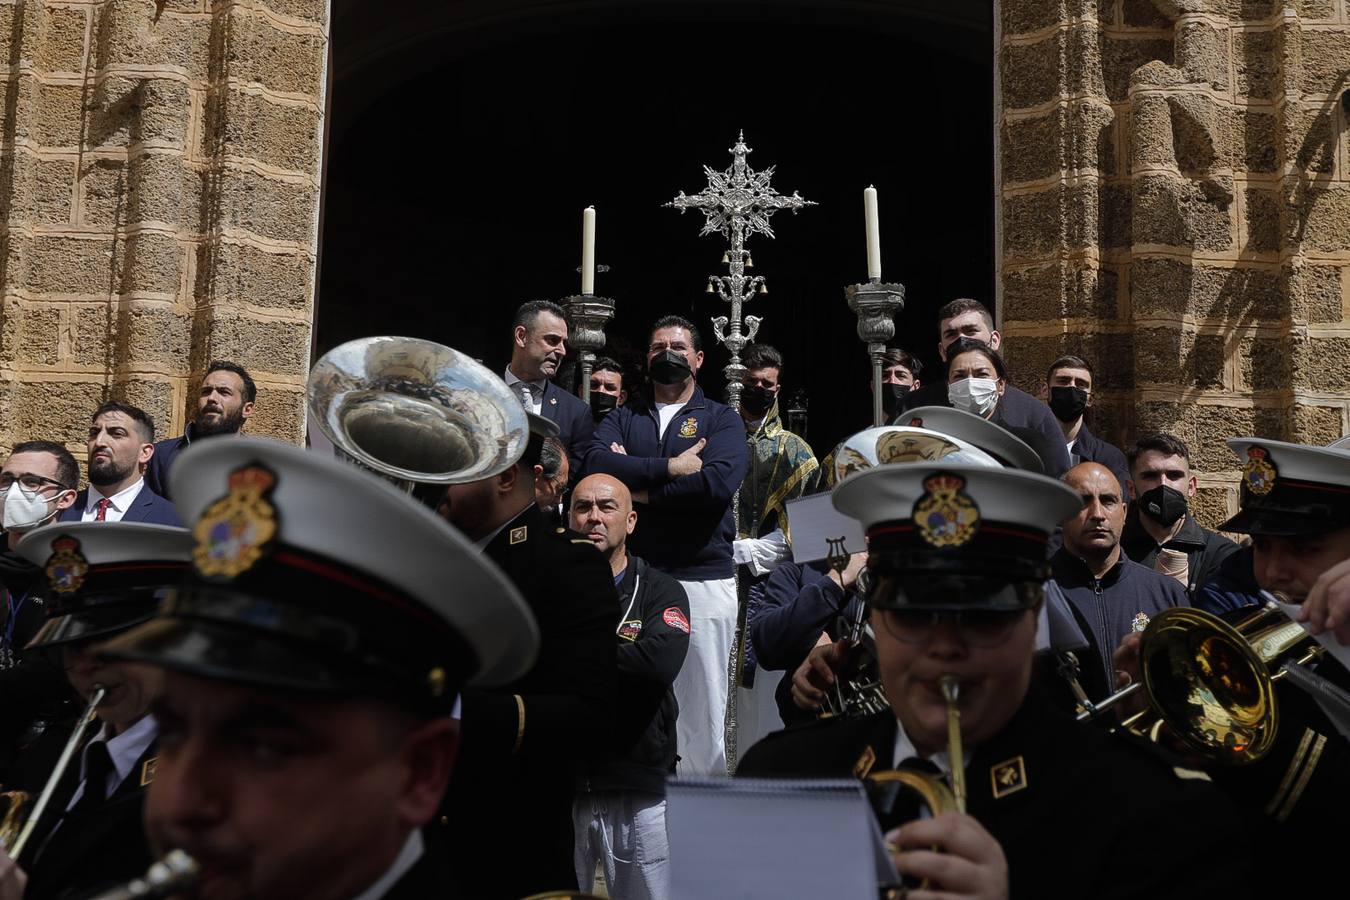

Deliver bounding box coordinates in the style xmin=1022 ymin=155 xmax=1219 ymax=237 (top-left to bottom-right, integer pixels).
xmin=95 ymin=498 xmax=111 ymax=522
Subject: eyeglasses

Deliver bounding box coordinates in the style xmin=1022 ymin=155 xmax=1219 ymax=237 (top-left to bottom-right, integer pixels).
xmin=0 ymin=472 xmax=68 ymax=493
xmin=878 ymin=609 xmax=1027 ymax=649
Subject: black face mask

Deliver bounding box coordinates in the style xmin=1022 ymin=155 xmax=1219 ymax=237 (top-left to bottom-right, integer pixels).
xmin=881 ymin=383 xmax=911 ymax=419
xmin=590 ymin=391 xmax=618 ymax=421
xmin=649 ymin=350 xmax=693 ymax=386
xmin=1139 ymin=484 xmax=1188 ymax=528
xmin=1048 ymin=386 xmax=1088 ymax=423
xmin=741 ymin=385 xmax=776 ymax=418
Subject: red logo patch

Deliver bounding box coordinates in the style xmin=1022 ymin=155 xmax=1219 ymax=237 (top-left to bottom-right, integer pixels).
xmin=663 ymin=607 xmax=690 ymax=634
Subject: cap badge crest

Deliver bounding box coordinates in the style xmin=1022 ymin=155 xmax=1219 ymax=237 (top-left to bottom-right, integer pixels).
xmin=1243 ymin=446 xmax=1277 ymax=497
xmin=679 ymin=416 xmax=699 ymax=439
xmin=193 ymin=463 xmax=278 ymax=580
xmin=45 ymin=535 xmax=89 ymax=594
xmin=913 ymin=473 xmax=980 ymax=548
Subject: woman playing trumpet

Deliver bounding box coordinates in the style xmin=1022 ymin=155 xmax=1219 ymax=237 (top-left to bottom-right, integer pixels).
xmin=738 ymin=464 xmax=1257 ymax=900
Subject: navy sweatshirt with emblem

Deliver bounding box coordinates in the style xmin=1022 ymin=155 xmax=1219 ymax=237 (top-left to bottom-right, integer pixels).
xmin=1050 ymin=549 xmax=1189 ymax=695
xmin=587 ymin=386 xmax=749 ymax=580
xmin=577 ymin=554 xmax=690 ymax=796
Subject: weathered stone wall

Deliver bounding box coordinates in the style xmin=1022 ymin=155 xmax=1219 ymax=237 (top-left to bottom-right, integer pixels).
xmin=0 ymin=0 xmax=328 ymax=465
xmin=1000 ymin=0 xmax=1350 ymax=524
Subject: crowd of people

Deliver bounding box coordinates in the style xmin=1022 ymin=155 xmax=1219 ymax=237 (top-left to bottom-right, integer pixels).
xmin=0 ymin=295 xmax=1345 ymax=899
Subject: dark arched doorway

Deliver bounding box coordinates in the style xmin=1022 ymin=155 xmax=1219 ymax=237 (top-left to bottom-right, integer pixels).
xmin=318 ymin=0 xmax=993 ymax=454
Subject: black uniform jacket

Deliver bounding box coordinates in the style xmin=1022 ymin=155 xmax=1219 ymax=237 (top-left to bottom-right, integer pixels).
xmin=1203 ymin=655 xmax=1350 ymax=897
xmin=437 ymin=503 xmax=618 ymax=899
xmin=10 ymin=719 xmax=155 ymax=900
xmin=738 ymin=686 xmax=1257 ymax=900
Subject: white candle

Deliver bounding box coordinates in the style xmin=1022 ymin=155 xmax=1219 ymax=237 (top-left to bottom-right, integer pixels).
xmin=864 ymin=185 xmax=881 ymax=282
xmin=581 ymin=206 xmax=596 ymax=295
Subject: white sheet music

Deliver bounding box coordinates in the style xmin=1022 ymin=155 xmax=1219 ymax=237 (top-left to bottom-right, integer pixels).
xmin=786 ymin=493 xmax=866 ymax=565
xmin=666 ymin=776 xmax=896 ymax=899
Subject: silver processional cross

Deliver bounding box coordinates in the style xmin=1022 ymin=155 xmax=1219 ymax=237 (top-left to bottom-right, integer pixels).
xmin=666 ymin=131 xmax=814 ymax=410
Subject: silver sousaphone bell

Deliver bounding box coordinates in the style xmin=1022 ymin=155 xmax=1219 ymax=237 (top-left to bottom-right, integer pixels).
xmin=308 ymin=336 xmax=530 ymax=492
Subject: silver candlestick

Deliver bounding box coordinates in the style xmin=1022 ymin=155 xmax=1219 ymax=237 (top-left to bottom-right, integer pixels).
xmin=563 ymin=293 xmax=616 ymax=404
xmin=846 ymin=279 xmax=906 ymax=426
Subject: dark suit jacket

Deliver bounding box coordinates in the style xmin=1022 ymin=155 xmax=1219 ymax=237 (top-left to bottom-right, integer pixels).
xmin=540 ymin=379 xmax=596 ymax=479
xmin=1070 ymin=421 xmax=1130 ymax=498
xmin=436 ymin=504 xmax=617 ymax=899
xmin=144 ymin=423 xmax=199 ymax=501
xmin=57 ymin=484 xmax=180 ymax=527
xmin=739 ymin=687 xmax=1256 ymax=900
xmin=14 ymin=720 xmax=156 ymax=900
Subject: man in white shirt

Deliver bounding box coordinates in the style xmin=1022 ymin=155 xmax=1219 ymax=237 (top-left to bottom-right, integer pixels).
xmin=59 ymin=402 xmax=179 ymax=526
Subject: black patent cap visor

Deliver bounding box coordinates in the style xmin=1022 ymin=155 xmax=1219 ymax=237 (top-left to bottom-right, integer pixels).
xmin=26 ymin=598 xmax=159 ymax=649
xmin=866 ymin=568 xmax=1044 ymax=612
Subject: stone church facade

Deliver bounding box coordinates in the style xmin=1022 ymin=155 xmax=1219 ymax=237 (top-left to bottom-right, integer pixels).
xmin=1 ymin=0 xmax=1347 ymax=525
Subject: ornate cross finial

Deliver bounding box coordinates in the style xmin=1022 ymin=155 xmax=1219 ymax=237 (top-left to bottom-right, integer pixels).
xmin=666 ymin=132 xmax=813 ymax=412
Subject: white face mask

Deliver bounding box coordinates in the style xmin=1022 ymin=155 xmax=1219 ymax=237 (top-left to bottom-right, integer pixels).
xmin=1 ymin=483 xmax=66 ymax=532
xmin=948 ymin=377 xmax=1001 ymax=418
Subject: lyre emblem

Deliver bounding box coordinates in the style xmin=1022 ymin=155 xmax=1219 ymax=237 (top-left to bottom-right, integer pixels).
xmin=825 ymin=537 xmax=851 ymax=573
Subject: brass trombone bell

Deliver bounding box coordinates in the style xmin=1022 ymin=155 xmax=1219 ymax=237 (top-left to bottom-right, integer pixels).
xmin=1083 ymin=602 xmax=1321 ymax=764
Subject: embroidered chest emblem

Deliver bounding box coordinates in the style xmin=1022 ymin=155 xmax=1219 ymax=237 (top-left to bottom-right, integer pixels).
xmin=678 ymin=417 xmax=699 ymax=439
xmin=990 ymin=755 xmax=1027 ymax=799
xmin=1132 ymin=611 xmax=1151 ymax=633
xmin=45 ymin=535 xmax=89 ymax=595
xmin=912 ymin=473 xmax=980 ymax=548
xmin=193 ymin=464 xmax=278 ymax=580
xmin=1243 ymin=446 xmax=1277 ymax=496
xmin=617 ymin=620 xmax=642 ymax=642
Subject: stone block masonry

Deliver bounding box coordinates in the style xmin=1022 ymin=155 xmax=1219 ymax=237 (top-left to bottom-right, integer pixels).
xmin=0 ymin=0 xmax=329 ymax=465
xmin=1000 ymin=0 xmax=1350 ymax=528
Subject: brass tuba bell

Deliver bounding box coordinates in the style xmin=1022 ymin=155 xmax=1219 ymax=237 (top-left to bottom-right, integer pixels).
xmin=307 ymin=336 xmax=531 ymax=493
xmin=1082 ymin=600 xmax=1322 ymax=764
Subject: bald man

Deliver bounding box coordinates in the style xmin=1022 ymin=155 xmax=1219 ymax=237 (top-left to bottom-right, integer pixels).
xmin=568 ymin=474 xmax=690 ymax=899
xmin=1049 ymin=462 xmax=1189 ymax=694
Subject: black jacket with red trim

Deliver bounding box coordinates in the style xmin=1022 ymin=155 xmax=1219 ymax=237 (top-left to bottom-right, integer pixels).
xmin=577 ymin=553 xmax=690 ymax=796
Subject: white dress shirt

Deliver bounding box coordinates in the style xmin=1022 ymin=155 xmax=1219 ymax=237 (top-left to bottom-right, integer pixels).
xmin=503 ymin=368 xmax=544 ymax=416
xmin=65 ymin=714 xmax=158 ymax=811
xmin=80 ymin=479 xmax=145 ymax=522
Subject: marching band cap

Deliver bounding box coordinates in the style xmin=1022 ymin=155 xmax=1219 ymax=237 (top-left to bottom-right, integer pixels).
xmin=15 ymin=522 xmax=192 ymax=649
xmin=101 ymin=437 xmax=540 ymax=711
xmin=894 ymin=406 xmax=1044 ymax=474
xmin=826 ymin=424 xmax=1003 ymax=486
xmin=1219 ymin=437 xmax=1350 ymax=536
xmin=833 ymin=463 xmax=1083 ymax=610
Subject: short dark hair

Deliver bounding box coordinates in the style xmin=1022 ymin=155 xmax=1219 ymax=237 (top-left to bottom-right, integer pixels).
xmin=1127 ymin=432 xmax=1192 ymax=470
xmin=881 ymin=347 xmax=923 ymax=378
xmin=514 ymin=300 xmax=567 ymax=332
xmin=945 ymin=337 xmax=1008 ymax=381
xmin=92 ymin=401 xmax=155 ymax=443
xmin=538 ymin=436 xmax=566 ymax=480
xmin=206 ymin=360 xmax=256 ymax=404
xmin=651 ymin=315 xmax=702 ymax=352
xmin=1046 ymin=355 xmax=1094 ymax=384
xmin=936 ymin=298 xmax=994 ymax=332
xmin=9 ymin=440 xmax=79 ymax=490
xmin=742 ymin=343 xmax=783 ymax=373
xmin=594 ymin=356 xmax=623 ymax=388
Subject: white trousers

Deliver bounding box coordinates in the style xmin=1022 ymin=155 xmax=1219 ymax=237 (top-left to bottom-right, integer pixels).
xmin=573 ymin=792 xmax=670 ymax=900
xmin=672 ymin=576 xmax=737 ymax=776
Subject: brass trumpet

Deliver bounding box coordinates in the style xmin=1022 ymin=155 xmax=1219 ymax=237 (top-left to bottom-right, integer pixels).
xmin=0 ymin=685 xmax=105 ymax=858
xmin=868 ymin=673 xmax=967 ymax=892
xmin=1078 ymin=600 xmax=1321 ymax=764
